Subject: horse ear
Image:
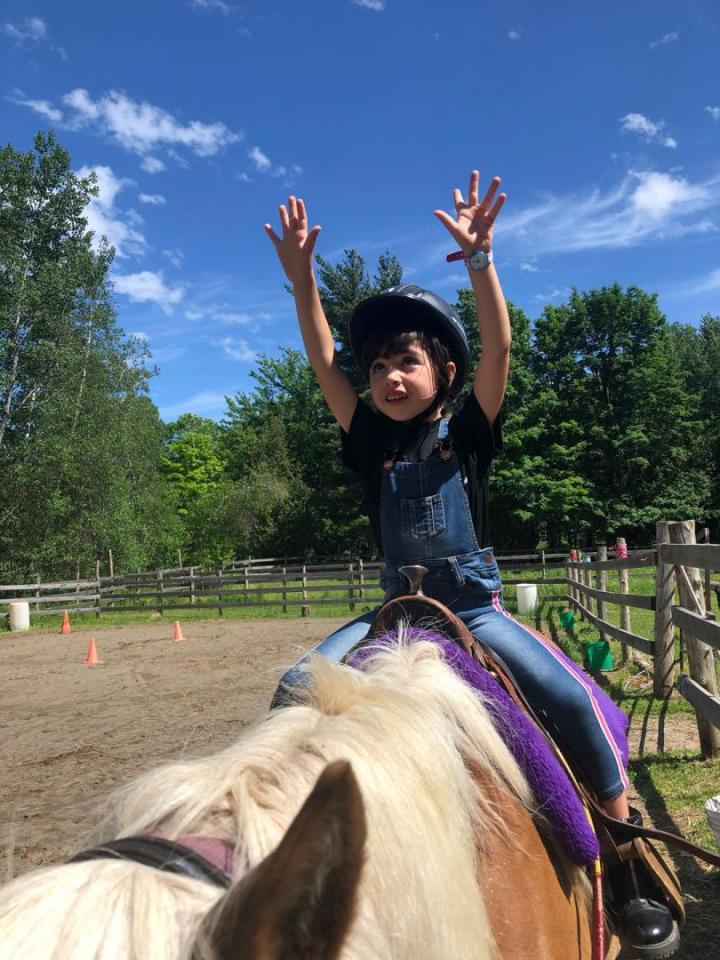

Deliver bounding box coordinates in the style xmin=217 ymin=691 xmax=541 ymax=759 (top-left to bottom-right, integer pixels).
xmin=196 ymin=760 xmax=366 ymax=960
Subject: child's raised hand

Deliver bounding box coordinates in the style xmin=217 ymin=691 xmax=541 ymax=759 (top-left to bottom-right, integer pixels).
xmin=264 ymin=196 xmax=321 ymax=285
xmin=434 ymin=171 xmax=506 ymax=256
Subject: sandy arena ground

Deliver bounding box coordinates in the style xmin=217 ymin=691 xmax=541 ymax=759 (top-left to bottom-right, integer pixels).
xmin=1 ymin=617 xmax=717 ymax=956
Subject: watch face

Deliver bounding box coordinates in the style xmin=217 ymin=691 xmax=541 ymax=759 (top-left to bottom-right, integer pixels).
xmin=469 ymin=251 xmax=489 ymax=271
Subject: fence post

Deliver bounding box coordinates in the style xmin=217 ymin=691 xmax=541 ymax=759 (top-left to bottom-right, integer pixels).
xmin=282 ymin=566 xmax=288 ymax=614
xmin=596 ymin=545 xmax=608 ymax=641
xmin=302 ymin=563 xmax=308 ymax=602
xmin=567 ymin=552 xmax=577 ymax=615
xmin=218 ymin=568 xmax=224 ymax=617
xmin=95 ymin=560 xmax=101 ymax=619
xmin=359 ymin=558 xmax=366 ymax=599
xmin=34 ymin=573 xmax=41 ymax=613
xmin=654 ymin=521 xmax=676 ymax=698
xmin=348 ymin=562 xmax=356 ymax=612
xmin=616 ymin=537 xmax=629 ymax=663
xmin=702 ymin=527 xmax=713 ymax=612
xmin=157 ymin=569 xmax=164 ymax=615
xmin=669 ymin=520 xmax=720 ymax=758
xmin=190 ymin=566 xmax=196 ymax=605
xmin=540 ymin=549 xmax=546 ymax=581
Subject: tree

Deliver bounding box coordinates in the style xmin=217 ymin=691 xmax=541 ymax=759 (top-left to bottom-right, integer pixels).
xmin=0 ymin=132 xmax=180 ymax=578
xmin=529 ymin=285 xmax=710 ymax=545
xmin=315 ymin=250 xmax=403 ymax=392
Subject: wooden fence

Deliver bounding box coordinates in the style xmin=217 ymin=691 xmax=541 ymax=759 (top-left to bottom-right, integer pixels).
xmin=567 ymin=522 xmax=720 ymax=758
xmin=4 ymin=531 xmax=717 ymax=753
xmin=0 ymin=551 xmax=571 ymax=621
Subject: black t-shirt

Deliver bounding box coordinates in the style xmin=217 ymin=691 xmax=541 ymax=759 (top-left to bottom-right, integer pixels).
xmin=341 ymin=392 xmax=502 ymax=554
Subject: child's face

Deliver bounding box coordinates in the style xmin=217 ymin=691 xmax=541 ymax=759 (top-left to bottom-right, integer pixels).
xmin=369 ymin=340 xmax=447 ymax=421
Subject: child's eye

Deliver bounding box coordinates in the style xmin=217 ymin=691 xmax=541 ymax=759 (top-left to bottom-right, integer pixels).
xmin=402 ymin=355 xmax=420 ymax=367
xmin=371 ymin=360 xmax=386 ymax=374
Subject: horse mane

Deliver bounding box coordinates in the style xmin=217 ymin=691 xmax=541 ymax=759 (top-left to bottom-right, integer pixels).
xmin=0 ymin=635 xmax=544 ymax=960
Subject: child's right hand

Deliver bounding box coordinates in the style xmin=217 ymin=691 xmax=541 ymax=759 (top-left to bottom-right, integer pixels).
xmin=264 ymin=196 xmax=321 ymax=286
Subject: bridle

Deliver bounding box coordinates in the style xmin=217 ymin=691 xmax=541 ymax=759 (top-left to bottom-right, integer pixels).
xmin=69 ymin=835 xmax=232 ymax=889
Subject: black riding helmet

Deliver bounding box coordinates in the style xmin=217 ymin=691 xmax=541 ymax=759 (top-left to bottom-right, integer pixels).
xmin=348 ymin=284 xmax=471 ymax=392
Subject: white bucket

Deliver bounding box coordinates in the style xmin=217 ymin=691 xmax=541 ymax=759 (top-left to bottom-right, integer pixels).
xmin=9 ymin=600 xmax=30 ymax=631
xmin=704 ymin=795 xmax=720 ymax=850
xmin=516 ymin=583 xmax=538 ymax=614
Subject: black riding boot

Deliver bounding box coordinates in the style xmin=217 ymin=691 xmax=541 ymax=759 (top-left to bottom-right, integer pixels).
xmin=606 ymin=810 xmax=680 ymax=959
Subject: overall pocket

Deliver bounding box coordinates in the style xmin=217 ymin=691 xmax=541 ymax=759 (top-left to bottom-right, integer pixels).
xmin=400 ymin=495 xmax=446 ymax=541
xmin=455 ymin=552 xmax=502 ymax=596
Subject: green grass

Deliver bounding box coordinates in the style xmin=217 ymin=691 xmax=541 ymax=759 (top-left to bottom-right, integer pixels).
xmin=629 ymin=751 xmax=719 ymax=850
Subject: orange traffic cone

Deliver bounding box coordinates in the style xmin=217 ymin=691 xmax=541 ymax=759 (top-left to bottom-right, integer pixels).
xmin=85 ymin=638 xmax=102 ymax=665
xmin=61 ymin=610 xmax=72 ymax=634
xmin=172 ymin=621 xmax=183 ymax=642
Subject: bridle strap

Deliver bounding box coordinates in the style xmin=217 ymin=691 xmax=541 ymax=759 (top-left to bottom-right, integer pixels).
xmin=69 ymin=835 xmax=232 ymax=888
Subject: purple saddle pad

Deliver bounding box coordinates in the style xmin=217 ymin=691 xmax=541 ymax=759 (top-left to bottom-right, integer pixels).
xmin=351 ymin=628 xmax=629 ymax=866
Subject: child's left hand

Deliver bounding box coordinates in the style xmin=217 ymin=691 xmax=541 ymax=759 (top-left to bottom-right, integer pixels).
xmin=434 ymin=171 xmax=506 ymax=257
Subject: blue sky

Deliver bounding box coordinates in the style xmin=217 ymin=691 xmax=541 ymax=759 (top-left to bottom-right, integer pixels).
xmin=2 ymin=1 xmax=719 ymax=421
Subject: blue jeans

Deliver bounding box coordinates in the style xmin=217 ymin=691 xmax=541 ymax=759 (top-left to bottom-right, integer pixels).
xmin=270 ymin=590 xmax=627 ymax=803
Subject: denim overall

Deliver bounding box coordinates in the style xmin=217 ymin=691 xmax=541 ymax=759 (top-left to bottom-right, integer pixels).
xmin=271 ymin=421 xmax=627 ymax=802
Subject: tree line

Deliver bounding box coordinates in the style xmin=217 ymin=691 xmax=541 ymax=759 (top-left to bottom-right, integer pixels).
xmin=1 ymin=133 xmax=718 ymax=580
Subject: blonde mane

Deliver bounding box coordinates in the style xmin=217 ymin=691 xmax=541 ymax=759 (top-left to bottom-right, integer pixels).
xmin=0 ymin=637 xmax=533 ymax=960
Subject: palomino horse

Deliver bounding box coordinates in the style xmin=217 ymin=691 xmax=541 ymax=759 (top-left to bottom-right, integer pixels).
xmin=0 ymin=632 xmax=619 ymax=959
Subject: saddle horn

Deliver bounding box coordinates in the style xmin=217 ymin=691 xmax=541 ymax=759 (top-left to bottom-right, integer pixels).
xmin=398 ymin=565 xmax=428 ymax=596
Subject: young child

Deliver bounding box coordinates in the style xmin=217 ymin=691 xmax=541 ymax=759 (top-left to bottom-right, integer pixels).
xmin=264 ymin=171 xmax=677 ymax=957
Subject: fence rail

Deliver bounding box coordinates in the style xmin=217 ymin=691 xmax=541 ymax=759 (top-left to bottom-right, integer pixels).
xmin=1 ymin=552 xmax=571 ymax=619
xmin=565 ymin=540 xmax=656 ymax=662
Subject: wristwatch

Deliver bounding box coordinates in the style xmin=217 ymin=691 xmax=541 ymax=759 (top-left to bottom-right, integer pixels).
xmin=465 ymin=249 xmax=493 ymax=272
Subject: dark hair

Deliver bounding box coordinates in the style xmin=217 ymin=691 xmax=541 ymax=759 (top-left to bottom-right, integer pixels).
xmin=360 ymin=328 xmax=457 ymax=414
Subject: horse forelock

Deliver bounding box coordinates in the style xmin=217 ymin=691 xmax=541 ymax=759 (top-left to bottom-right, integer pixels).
xmin=0 ymin=636 xmax=536 ymax=960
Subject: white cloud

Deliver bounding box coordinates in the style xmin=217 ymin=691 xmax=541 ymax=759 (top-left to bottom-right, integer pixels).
xmin=163 ymin=248 xmax=184 ymax=268
xmin=706 ymin=106 xmax=720 ymax=122
xmin=214 ymin=311 xmax=254 ymax=325
xmin=620 ymin=113 xmax=677 ymax=148
xmin=519 ymin=261 xmax=539 ymax=272
xmin=61 ymin=88 xmax=242 ymax=162
xmin=138 ymin=192 xmax=166 ymax=205
xmin=214 ymin=336 xmax=257 ymax=362
xmin=248 ymin=145 xmax=271 ymax=172
xmin=496 ymin=169 xmax=720 ymax=256
xmin=130 ymin=331 xmax=150 ymax=341
xmin=160 ymin=390 xmax=231 ymax=421
xmin=185 ymin=308 xmax=206 ymax=320
xmin=237 ymin=171 xmax=251 ymax=182
xmin=113 ymin=271 xmax=184 ymax=313
xmin=630 ymin=171 xmax=708 ymax=220
xmin=190 ymin=0 xmax=234 ymax=13
xmin=534 ymin=288 xmax=570 ymax=302
xmin=352 ymin=0 xmax=385 ymax=10
xmin=9 ymin=92 xmax=62 ymax=122
xmin=508 ymin=30 xmax=520 ymax=41
xmin=247 ymin=146 xmax=301 ymax=182
xmin=649 ymin=32 xmax=678 ymax=50
xmin=141 ymin=156 xmax=166 ymax=173
xmin=77 ymin=165 xmax=146 ymax=258
xmin=2 ymin=16 xmax=47 ymax=43
xmin=665 ymin=267 xmax=720 ymax=299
